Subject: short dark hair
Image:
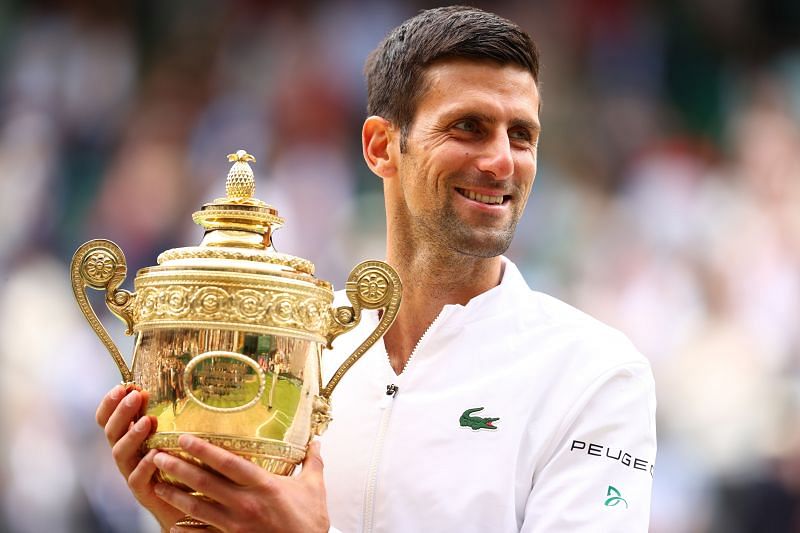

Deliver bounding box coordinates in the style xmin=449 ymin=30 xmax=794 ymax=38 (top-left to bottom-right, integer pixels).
xmin=365 ymin=6 xmax=540 ymax=150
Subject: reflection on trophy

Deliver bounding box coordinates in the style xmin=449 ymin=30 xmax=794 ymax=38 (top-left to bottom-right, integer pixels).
xmin=70 ymin=150 xmax=401 ymax=528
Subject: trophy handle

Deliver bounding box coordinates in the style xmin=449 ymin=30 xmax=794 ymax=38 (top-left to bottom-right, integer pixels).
xmin=70 ymin=239 xmax=137 ymax=384
xmin=320 ymin=260 xmax=402 ymax=399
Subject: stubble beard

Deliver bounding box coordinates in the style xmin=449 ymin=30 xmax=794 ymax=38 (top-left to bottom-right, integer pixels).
xmin=416 ymin=194 xmax=520 ymax=259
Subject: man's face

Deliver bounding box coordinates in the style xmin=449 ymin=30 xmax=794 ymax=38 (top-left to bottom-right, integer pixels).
xmin=391 ymin=59 xmax=540 ymax=258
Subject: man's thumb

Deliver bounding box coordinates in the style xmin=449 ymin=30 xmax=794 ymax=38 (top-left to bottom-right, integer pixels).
xmin=300 ymin=440 xmax=324 ymax=480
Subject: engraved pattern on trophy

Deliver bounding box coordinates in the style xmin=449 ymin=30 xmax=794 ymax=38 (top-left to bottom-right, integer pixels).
xmin=83 ymin=249 xmax=115 ymax=284
xmin=134 ymin=281 xmax=331 ymax=340
xmin=357 ymin=270 xmax=389 ymax=304
xmin=235 ymin=288 xmax=265 ymax=319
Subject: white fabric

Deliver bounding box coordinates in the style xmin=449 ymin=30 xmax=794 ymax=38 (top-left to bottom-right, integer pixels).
xmin=321 ymin=257 xmax=656 ymax=532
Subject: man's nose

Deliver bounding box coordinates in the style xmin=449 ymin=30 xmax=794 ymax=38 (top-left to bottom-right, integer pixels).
xmin=475 ymin=133 xmax=514 ymax=180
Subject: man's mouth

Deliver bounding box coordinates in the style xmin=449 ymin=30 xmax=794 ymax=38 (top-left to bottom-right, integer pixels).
xmin=455 ymin=187 xmax=508 ymax=205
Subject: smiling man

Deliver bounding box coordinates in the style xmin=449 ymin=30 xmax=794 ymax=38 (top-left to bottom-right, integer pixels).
xmin=97 ymin=6 xmax=656 ymax=532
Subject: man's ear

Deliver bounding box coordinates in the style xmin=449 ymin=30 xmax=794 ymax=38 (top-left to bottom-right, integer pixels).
xmin=362 ymin=116 xmax=398 ymax=179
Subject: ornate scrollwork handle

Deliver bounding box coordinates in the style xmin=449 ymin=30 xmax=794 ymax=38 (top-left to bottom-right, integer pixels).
xmin=320 ymin=260 xmax=401 ymax=400
xmin=70 ymin=239 xmax=137 ymax=383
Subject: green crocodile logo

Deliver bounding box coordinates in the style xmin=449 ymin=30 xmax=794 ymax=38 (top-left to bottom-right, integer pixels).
xmin=459 ymin=407 xmax=499 ymax=430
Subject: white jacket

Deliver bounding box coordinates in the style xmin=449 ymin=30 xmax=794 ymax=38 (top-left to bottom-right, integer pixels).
xmin=321 ymin=258 xmax=656 ymax=532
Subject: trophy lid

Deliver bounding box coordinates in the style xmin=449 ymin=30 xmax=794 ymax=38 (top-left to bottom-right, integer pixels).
xmin=148 ymin=149 xmax=328 ymax=285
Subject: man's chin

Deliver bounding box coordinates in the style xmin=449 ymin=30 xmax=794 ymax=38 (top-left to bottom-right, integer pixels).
xmin=448 ymin=232 xmax=514 ymax=259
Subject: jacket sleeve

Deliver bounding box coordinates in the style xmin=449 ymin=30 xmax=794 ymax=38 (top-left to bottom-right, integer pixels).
xmin=521 ymin=361 xmax=657 ymax=532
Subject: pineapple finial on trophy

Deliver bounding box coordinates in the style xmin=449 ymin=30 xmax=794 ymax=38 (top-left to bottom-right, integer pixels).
xmin=191 ymin=148 xmax=281 ymax=237
xmin=225 ymin=149 xmax=257 ymax=199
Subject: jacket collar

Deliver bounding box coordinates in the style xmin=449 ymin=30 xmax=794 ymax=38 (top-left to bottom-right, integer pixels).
xmin=435 ymin=256 xmax=530 ymax=328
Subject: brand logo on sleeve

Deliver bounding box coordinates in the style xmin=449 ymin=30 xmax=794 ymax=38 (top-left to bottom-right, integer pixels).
xmin=459 ymin=407 xmax=499 ymax=430
xmin=604 ymin=485 xmax=628 ymax=508
xmin=570 ymin=440 xmax=654 ymax=477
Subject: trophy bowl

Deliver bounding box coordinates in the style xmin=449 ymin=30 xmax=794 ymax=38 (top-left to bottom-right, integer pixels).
xmin=70 ymin=150 xmax=401 ymax=528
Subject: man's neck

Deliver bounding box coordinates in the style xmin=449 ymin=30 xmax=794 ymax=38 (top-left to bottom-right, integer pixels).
xmin=382 ymin=246 xmax=503 ymax=374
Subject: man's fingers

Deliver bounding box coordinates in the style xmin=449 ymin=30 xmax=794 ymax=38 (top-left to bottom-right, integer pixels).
xmin=112 ymin=415 xmax=153 ymax=478
xmin=177 ymin=434 xmax=265 ymax=487
xmin=95 ymin=385 xmax=126 ymax=427
xmin=153 ymin=451 xmax=238 ymax=505
xmin=128 ymin=448 xmax=159 ymax=492
xmin=299 ymin=440 xmax=325 ymax=484
xmin=104 ymin=389 xmax=143 ymax=445
xmin=153 ymin=483 xmax=228 ymax=531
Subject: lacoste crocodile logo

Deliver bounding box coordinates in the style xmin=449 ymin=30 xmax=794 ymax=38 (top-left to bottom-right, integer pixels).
xmin=459 ymin=407 xmax=499 ymax=430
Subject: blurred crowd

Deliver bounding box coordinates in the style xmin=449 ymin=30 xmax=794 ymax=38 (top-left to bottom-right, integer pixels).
xmin=0 ymin=0 xmax=799 ymax=531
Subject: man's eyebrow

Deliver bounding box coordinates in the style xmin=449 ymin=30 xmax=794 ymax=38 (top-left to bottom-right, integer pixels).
xmin=510 ymin=118 xmax=541 ymax=133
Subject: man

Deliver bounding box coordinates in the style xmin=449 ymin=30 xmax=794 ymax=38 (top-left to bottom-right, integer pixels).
xmin=96 ymin=6 xmax=657 ymax=532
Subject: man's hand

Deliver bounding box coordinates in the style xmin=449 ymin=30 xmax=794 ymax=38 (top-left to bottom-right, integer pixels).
xmin=154 ymin=435 xmax=330 ymax=533
xmin=95 ymin=385 xmax=186 ymax=529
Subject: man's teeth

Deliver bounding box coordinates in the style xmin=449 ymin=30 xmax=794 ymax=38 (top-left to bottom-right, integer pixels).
xmin=459 ymin=188 xmax=504 ymax=205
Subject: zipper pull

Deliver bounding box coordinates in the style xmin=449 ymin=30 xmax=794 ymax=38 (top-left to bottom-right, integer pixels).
xmin=380 ymin=384 xmax=399 ymax=408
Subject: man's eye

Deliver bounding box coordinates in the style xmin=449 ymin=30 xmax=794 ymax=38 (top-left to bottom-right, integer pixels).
xmin=509 ymin=129 xmax=532 ymax=142
xmin=453 ymin=120 xmax=478 ymax=132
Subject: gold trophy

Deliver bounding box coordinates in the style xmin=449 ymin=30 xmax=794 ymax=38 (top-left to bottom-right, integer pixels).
xmin=70 ymin=150 xmax=401 ymax=528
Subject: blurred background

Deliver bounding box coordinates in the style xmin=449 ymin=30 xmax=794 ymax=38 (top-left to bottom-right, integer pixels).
xmin=0 ymin=0 xmax=799 ymax=531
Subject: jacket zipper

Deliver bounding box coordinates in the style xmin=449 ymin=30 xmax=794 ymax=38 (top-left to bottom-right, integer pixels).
xmin=361 ymin=310 xmax=448 ymax=532
xmin=361 ymin=386 xmax=397 ymax=533
xmin=393 ymin=308 xmax=446 ymax=376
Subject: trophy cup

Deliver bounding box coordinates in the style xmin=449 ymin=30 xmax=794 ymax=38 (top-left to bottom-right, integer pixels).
xmin=70 ymin=150 xmax=401 ymax=528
